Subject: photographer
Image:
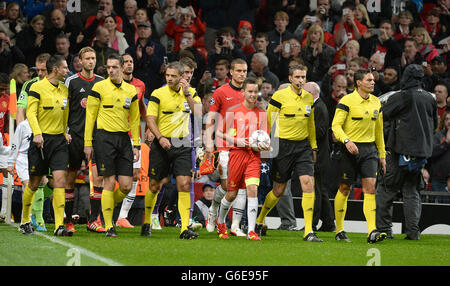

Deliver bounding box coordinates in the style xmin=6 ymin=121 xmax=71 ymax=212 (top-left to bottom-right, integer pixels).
xmin=164 ymin=5 xmax=205 ymax=52
xmin=84 ymin=0 xmax=123 ymax=42
xmin=207 ymin=27 xmax=246 ymax=71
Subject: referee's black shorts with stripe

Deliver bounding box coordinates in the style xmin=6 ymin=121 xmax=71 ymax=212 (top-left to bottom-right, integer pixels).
xmin=339 ymin=142 xmax=379 ymax=185
xmin=148 ymin=138 xmax=193 ymax=181
xmin=272 ymin=138 xmax=314 ymax=183
xmin=28 ymin=133 xmax=69 ymax=176
xmin=93 ymin=129 xmax=133 ymax=177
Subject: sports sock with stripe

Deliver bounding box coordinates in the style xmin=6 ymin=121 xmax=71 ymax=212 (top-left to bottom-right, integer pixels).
xmin=363 ymin=193 xmax=377 ymax=234
xmin=334 ymin=188 xmax=349 ymax=233
xmin=302 ymin=191 xmax=315 ymax=236
xmin=256 ymin=190 xmax=279 ymax=224
xmin=144 ymin=190 xmax=159 ymax=225
xmin=21 ymin=184 xmax=36 ymax=224
xmin=178 ymin=191 xmax=191 ymax=232
xmin=52 ymin=188 xmax=65 ymax=230
xmin=101 ymin=190 xmax=115 ymax=230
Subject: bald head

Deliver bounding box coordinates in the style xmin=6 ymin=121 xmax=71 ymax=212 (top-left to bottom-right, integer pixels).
xmin=303 ymin=81 xmax=320 ymax=99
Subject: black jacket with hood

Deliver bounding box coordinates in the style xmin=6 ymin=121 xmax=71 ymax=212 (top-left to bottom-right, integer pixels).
xmin=382 ymin=64 xmax=438 ymax=158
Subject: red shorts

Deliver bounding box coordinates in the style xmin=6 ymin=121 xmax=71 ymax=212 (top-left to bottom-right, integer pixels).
xmin=227 ymin=148 xmax=261 ymax=191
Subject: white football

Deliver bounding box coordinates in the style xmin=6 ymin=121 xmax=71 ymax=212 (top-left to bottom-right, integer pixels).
xmin=249 ymin=130 xmax=270 ymax=149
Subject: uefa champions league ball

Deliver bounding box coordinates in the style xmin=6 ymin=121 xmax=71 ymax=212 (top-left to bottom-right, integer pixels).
xmin=249 ymin=130 xmax=270 ymax=149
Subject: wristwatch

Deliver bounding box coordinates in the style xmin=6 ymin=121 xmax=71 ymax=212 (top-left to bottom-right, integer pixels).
xmin=344 ymin=138 xmax=350 ymax=144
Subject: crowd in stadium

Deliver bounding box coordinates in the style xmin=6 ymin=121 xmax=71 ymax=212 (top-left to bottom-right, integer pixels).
xmin=0 ymin=0 xmax=449 ymax=241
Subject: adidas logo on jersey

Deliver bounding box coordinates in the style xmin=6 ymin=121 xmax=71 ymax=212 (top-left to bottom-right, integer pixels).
xmin=80 ymin=88 xmax=85 ymax=92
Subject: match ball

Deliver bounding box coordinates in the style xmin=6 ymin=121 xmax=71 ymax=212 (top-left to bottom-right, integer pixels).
xmin=249 ymin=130 xmax=270 ymax=149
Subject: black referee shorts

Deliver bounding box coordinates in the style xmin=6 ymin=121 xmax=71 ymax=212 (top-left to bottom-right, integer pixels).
xmin=93 ymin=129 xmax=133 ymax=177
xmin=28 ymin=133 xmax=69 ymax=177
xmin=68 ymin=132 xmax=86 ymax=170
xmin=148 ymin=138 xmax=193 ymax=181
xmin=272 ymin=138 xmax=314 ymax=183
xmin=339 ymin=142 xmax=379 ymax=185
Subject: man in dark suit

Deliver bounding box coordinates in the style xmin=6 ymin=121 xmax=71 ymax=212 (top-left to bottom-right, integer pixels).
xmin=304 ymin=81 xmax=335 ymax=232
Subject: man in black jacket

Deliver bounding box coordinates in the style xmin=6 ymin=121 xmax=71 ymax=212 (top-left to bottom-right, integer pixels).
xmin=304 ymin=82 xmax=336 ymax=232
xmin=376 ymin=64 xmax=438 ymax=240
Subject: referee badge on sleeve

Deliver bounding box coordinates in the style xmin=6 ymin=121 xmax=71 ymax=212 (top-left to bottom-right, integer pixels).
xmin=62 ymin=98 xmax=68 ymax=108
xmin=124 ymin=97 xmax=132 ymax=109
xmin=305 ymin=105 xmax=311 ymax=116
xmin=373 ymin=109 xmax=379 ymax=119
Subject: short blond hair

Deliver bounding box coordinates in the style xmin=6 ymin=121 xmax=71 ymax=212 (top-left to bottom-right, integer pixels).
xmin=78 ymin=46 xmax=96 ymax=59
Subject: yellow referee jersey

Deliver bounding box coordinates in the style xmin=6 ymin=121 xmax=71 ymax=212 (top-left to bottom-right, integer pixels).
xmin=147 ymin=85 xmax=200 ymax=138
xmin=27 ymin=77 xmax=69 ymax=136
xmin=267 ymin=85 xmax=317 ymax=149
xmin=84 ymin=78 xmax=140 ymax=147
xmin=331 ymin=89 xmax=385 ymax=158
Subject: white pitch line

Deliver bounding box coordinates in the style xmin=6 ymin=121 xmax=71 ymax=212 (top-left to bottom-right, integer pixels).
xmin=10 ymin=223 xmax=123 ymax=266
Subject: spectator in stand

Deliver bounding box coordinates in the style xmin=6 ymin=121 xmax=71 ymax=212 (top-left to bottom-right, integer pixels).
xmin=333 ymin=1 xmax=367 ymax=51
xmin=354 ymin=3 xmax=373 ymax=28
xmin=401 ymin=38 xmax=424 ymax=70
xmin=167 ymin=29 xmax=206 ymax=87
xmin=437 ymin=0 xmax=450 ymax=32
xmin=301 ymin=23 xmax=336 ymax=83
xmin=121 ymin=0 xmax=138 ymax=46
xmin=0 ymin=73 xmax=9 ymax=145
xmin=192 ymin=181 xmax=215 ymax=227
xmin=412 ymin=26 xmax=439 ymax=65
xmin=44 ymin=8 xmax=85 ymax=55
xmin=0 ymin=30 xmax=25 ymax=74
xmin=153 ymin=0 xmax=179 ymax=52
xmin=85 ymin=0 xmax=123 ymax=41
xmin=426 ymin=110 xmax=450 ymax=204
xmin=423 ymin=7 xmax=448 ymax=46
xmin=374 ymin=65 xmax=401 ymax=96
xmin=249 ymin=52 xmax=280 ymax=90
xmin=164 ymin=5 xmax=206 ymax=52
xmin=198 ymin=58 xmax=230 ymax=95
xmin=15 ymin=14 xmax=46 ymax=68
xmin=207 ymin=27 xmax=246 ymax=71
xmin=234 ymin=20 xmax=256 ymax=57
xmin=267 ymin=11 xmax=295 ymax=64
xmin=92 ymin=26 xmax=117 ymax=74
xmin=276 ymin=37 xmax=302 ymax=83
xmin=0 ymin=2 xmax=26 ymax=45
xmin=54 ymin=33 xmax=74 ymax=71
xmin=394 ymin=10 xmax=414 ymax=45
xmin=321 ymin=73 xmax=348 ymax=126
xmin=43 ymin=0 xmax=84 ymax=32
xmin=359 ymin=20 xmax=403 ymax=70
xmin=296 ymin=12 xmax=336 ymax=49
xmin=125 ymin=21 xmax=166 ymax=99
xmin=103 ymin=14 xmax=129 ymax=55
xmin=423 ymin=56 xmax=450 ymax=92
xmin=10 ymin=63 xmax=30 ymax=95
xmin=434 ymin=81 xmax=450 ymax=120
xmin=266 ymin=0 xmax=310 ymax=33
xmin=333 ymin=40 xmax=360 ymax=73
xmin=314 ymin=0 xmax=339 ymax=35
xmin=247 ymin=32 xmax=277 ymax=75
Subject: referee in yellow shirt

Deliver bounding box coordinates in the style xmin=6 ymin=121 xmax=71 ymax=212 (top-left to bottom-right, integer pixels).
xmin=144 ymin=61 xmax=202 ymax=239
xmin=256 ymin=64 xmax=322 ymax=242
xmin=331 ymin=68 xmax=387 ymax=244
xmin=19 ymin=55 xmax=71 ymax=236
xmin=84 ymin=54 xmax=140 ymax=237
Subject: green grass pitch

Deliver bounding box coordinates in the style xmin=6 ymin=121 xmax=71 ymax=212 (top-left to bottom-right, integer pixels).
xmin=1 ymin=223 xmax=449 ymax=266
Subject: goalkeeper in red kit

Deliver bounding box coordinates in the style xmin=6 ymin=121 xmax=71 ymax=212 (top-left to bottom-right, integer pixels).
xmin=215 ymin=77 xmax=270 ymax=241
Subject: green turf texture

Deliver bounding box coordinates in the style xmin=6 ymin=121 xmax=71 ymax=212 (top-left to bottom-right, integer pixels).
xmin=1 ymin=223 xmax=449 ymax=266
